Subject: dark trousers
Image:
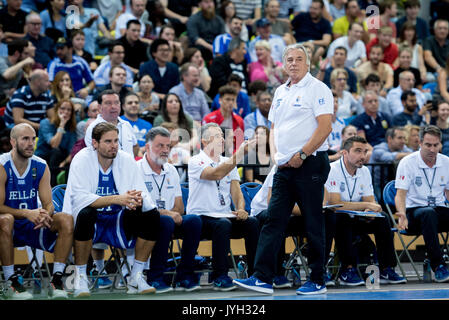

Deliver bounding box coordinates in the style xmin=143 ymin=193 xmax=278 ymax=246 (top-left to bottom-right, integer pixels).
xmin=406 ymin=206 xmax=449 ymax=270
xmin=256 ymin=211 xmax=336 ymax=276
xmin=334 ymin=212 xmax=396 ymax=270
xmin=200 ymin=215 xmax=260 ymax=280
xmin=253 ymin=151 xmax=330 ymax=285
xmin=147 ymin=214 xmax=202 ymax=282
xmin=41 ymin=147 xmax=69 ymax=186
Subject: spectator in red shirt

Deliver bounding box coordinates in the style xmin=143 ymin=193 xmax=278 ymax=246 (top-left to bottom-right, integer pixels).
xmin=366 ymin=26 xmax=399 ymax=68
xmin=202 ymin=85 xmax=244 ymax=151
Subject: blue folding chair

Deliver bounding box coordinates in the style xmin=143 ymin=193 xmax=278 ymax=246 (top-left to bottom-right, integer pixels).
xmin=240 ymin=182 xmax=262 ymax=214
xmin=51 ymin=184 xmax=67 ymax=213
xmin=383 ymin=180 xmax=422 ymax=280
xmin=181 ymin=182 xmax=189 ymax=213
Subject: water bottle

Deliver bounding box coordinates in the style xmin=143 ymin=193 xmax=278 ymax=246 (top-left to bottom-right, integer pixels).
xmin=237 ymin=256 xmax=247 ymax=279
xmin=423 ymin=258 xmax=432 ymax=283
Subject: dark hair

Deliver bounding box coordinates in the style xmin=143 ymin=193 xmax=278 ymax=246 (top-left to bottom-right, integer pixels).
xmin=108 ymin=40 xmax=124 ymax=53
xmin=334 ymin=46 xmax=348 ymax=55
xmin=342 ymin=135 xmax=367 ymax=151
xmin=419 ymin=125 xmax=442 ymax=141
xmin=219 ymin=0 xmax=234 ymax=19
xmin=92 ymin=122 xmax=119 ymax=143
xmin=404 ymin=0 xmax=420 ymax=10
xmin=150 ymin=38 xmax=170 ymax=57
xmin=379 ymin=0 xmax=396 ymax=14
xmin=219 ymin=84 xmax=238 ymax=97
xmin=160 ymin=93 xmax=192 ymax=137
xmin=385 ymin=126 xmax=405 ymax=140
xmin=98 ymin=89 xmax=120 ymax=104
xmin=126 ymin=19 xmax=141 ymax=29
xmin=369 ymin=44 xmax=383 ymax=53
xmin=254 ymin=125 xmax=270 ymax=154
xmin=182 ymin=47 xmax=201 ymax=65
xmin=311 ymin=0 xmax=324 ymax=8
xmin=109 ymin=65 xmax=127 ymax=78
xmin=247 ymin=80 xmax=267 ymax=95
xmin=227 ymin=73 xmax=243 ymax=85
xmin=400 ymin=90 xmax=416 ymax=101
xmin=399 ymin=21 xmax=417 ymax=46
xmin=364 ymin=73 xmax=381 ymax=86
xmin=7 ymin=38 xmax=28 ymax=56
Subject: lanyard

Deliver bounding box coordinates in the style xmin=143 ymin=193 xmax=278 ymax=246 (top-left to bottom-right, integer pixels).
xmin=151 ymin=174 xmax=166 ymax=199
xmin=340 ymin=157 xmax=357 ymax=201
xmin=422 ymin=167 xmax=437 ymax=195
xmin=210 ymin=163 xmax=221 ymax=192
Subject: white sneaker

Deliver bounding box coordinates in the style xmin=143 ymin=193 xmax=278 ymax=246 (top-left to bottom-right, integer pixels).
xmin=127 ymin=271 xmax=156 ymax=295
xmin=74 ymin=272 xmax=91 ymax=298
xmin=6 ymin=274 xmax=33 ymax=300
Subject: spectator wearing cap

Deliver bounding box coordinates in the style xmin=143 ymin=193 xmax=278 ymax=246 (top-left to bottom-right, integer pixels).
xmin=186 ymin=0 xmax=225 ymax=61
xmin=291 ymin=0 xmax=332 ymax=61
xmin=24 ymin=12 xmax=55 ymax=68
xmin=248 ymin=18 xmax=286 ymax=64
xmin=47 ymin=37 xmax=95 ymax=99
xmin=139 ymin=38 xmax=180 ymax=100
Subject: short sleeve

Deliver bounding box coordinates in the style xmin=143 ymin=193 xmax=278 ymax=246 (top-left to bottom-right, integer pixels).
xmin=395 ymin=159 xmax=411 ymax=190
xmin=188 ymin=156 xmax=208 ymax=181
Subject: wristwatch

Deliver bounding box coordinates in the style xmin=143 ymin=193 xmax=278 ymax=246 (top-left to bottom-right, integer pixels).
xmin=299 ymin=150 xmax=307 ymax=161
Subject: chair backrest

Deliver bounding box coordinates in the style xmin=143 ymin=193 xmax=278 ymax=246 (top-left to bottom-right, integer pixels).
xmin=52 ymin=184 xmax=66 ymax=213
xmin=240 ymin=182 xmax=262 ymax=214
xmin=382 ymin=180 xmax=396 ymax=206
xmin=181 ymin=183 xmax=189 ymax=212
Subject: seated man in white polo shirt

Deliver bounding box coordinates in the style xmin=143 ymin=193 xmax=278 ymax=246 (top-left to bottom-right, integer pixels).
xmin=326 ymin=135 xmax=405 ymax=286
xmin=137 ymin=127 xmax=202 ymax=293
xmin=187 ymin=123 xmax=259 ymax=291
xmin=395 ymin=125 xmax=449 ymax=283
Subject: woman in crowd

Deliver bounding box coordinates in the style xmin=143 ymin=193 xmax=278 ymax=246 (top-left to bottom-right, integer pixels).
xmin=136 ymin=74 xmax=160 ymax=113
xmin=435 ymin=55 xmax=449 ymax=104
xmin=153 ymin=93 xmax=197 ymax=151
xmin=219 ymin=0 xmax=249 ymax=42
xmin=182 ymin=47 xmax=211 ymax=93
xmin=244 ymin=125 xmax=273 ymax=184
xmin=40 ymin=0 xmax=67 ymax=42
xmin=431 ymin=100 xmax=449 ymax=155
xmin=35 ymin=99 xmax=77 ymax=186
xmin=248 ymin=40 xmax=285 ymax=95
xmin=330 ymin=68 xmax=359 ymax=120
xmin=50 ymin=70 xmax=85 ymax=121
xmin=398 ymin=21 xmax=427 ymax=82
xmin=404 ymin=124 xmax=420 ymax=152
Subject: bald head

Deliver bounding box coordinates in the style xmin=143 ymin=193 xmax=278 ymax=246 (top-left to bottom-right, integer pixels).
xmin=29 ymin=70 xmax=50 ymax=94
xmin=10 ymin=123 xmax=35 ymax=140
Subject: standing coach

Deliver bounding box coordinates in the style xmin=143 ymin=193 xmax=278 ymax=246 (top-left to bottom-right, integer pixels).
xmin=234 ymin=43 xmax=334 ymax=295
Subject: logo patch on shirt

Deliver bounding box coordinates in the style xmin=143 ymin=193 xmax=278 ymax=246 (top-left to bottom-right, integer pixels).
xmin=340 ymin=182 xmax=346 ymax=193
xmin=145 ymin=181 xmax=153 ymax=192
xmin=318 ymin=98 xmax=325 ymax=105
xmin=18 ymin=179 xmax=25 ymax=185
xmin=415 ymin=176 xmax=422 ymax=187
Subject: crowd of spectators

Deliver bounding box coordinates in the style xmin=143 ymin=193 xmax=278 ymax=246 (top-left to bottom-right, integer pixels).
xmin=0 ymin=0 xmax=448 ymax=188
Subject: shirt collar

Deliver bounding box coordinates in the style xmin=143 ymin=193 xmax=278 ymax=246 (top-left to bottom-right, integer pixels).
xmin=286 ymin=72 xmax=312 ymax=89
xmin=340 ymin=156 xmax=362 ymax=179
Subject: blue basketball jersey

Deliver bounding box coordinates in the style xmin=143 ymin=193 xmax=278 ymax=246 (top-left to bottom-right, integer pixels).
xmin=0 ymin=152 xmax=46 ymax=211
xmin=96 ymin=168 xmax=122 ymax=214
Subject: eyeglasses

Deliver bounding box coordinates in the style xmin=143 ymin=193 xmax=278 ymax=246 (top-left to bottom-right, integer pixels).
xmin=336 ymin=78 xmax=347 ymax=82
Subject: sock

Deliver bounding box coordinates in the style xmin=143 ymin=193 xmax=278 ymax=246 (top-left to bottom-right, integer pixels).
xmin=76 ymin=264 xmax=87 ymax=277
xmin=144 ymin=257 xmax=150 ymax=271
xmin=94 ymin=259 xmax=105 ymax=273
xmin=131 ymin=260 xmax=145 ymax=279
xmin=2 ymin=265 xmax=14 ymax=280
xmin=53 ymin=262 xmax=66 ymax=275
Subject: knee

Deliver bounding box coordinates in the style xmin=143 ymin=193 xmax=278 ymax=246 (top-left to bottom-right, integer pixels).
xmin=53 ymin=213 xmax=74 ymax=235
xmin=245 ymin=216 xmax=259 ymax=232
xmin=182 ymin=215 xmax=202 ymax=232
xmin=160 ymin=215 xmax=175 ymax=233
xmin=0 ymin=214 xmax=14 ymax=233
xmin=214 ymin=218 xmax=232 ymax=235
xmin=74 ymin=207 xmax=97 ymax=241
xmin=415 ymin=207 xmax=438 ymax=223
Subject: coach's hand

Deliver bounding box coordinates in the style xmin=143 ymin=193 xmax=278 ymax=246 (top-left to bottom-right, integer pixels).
xmin=287 ymin=152 xmax=304 ymax=168
xmin=233 ymin=209 xmax=248 ymax=221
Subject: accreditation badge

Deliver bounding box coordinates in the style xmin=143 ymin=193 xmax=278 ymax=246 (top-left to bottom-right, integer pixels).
xmin=381 ymin=120 xmax=388 ymax=129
